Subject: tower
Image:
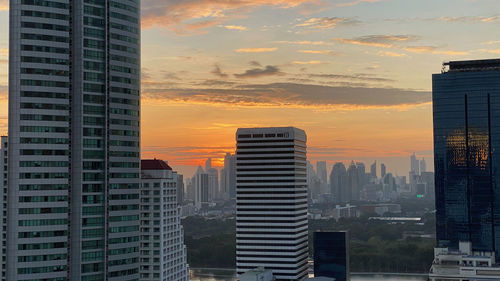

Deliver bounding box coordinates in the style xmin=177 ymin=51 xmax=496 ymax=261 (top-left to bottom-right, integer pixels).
xmin=236 ymin=127 xmax=308 ymax=280
xmin=7 ymin=1 xmax=141 ymax=279
xmin=433 ymin=59 xmax=500 ymax=260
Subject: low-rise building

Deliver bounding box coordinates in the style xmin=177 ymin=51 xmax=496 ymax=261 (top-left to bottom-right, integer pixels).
xmin=239 ymin=267 xmax=274 ymax=281
xmin=429 ymin=241 xmax=500 ymax=281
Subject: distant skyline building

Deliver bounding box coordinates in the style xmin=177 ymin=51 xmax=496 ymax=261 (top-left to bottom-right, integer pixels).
xmin=410 ymin=153 xmax=420 ymax=175
xmin=205 ymin=158 xmax=219 ymax=200
xmin=220 ymin=153 xmax=236 ymax=200
xmin=433 ymin=59 xmax=500 ymax=261
xmin=348 ymin=162 xmax=360 ymax=202
xmin=381 ymin=163 xmax=386 ymax=179
xmin=236 ymin=127 xmax=309 ymax=280
xmin=140 ymin=159 xmax=189 ymax=281
xmin=316 ymin=161 xmax=328 ymax=194
xmin=330 ymin=162 xmax=348 ymax=204
xmin=370 ymin=161 xmax=377 ymax=178
xmin=194 ymin=166 xmax=209 ymax=209
xmin=7 ymin=0 xmax=141 ymax=279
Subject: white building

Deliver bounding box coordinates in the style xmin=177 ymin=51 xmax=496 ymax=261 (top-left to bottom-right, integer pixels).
xmin=429 ymin=241 xmax=500 ymax=280
xmin=239 ymin=267 xmax=275 ymax=281
xmin=236 ymin=127 xmax=309 ymax=280
xmin=193 ymin=166 xmax=209 ymax=209
xmin=140 ymin=159 xmax=189 ymax=281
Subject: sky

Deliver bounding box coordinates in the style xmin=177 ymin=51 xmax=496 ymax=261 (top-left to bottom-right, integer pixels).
xmin=0 ymin=0 xmax=500 ymax=177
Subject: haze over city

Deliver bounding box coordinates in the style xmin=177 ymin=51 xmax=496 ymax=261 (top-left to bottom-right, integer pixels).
xmin=0 ymin=0 xmax=499 ymax=176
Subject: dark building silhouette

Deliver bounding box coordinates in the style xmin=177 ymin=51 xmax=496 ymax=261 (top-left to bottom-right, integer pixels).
xmin=314 ymin=231 xmax=350 ymax=281
xmin=347 ymin=162 xmax=359 ymax=202
xmin=433 ymin=59 xmax=500 ymax=261
xmin=330 ymin=162 xmax=348 ymax=203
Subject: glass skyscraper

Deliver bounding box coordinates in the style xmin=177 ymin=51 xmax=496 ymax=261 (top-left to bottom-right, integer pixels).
xmin=8 ymin=0 xmax=141 ymax=280
xmin=313 ymin=231 xmax=349 ymax=281
xmin=433 ymin=59 xmax=500 ymax=260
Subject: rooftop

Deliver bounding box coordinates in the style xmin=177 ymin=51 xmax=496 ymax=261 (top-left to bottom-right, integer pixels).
xmin=443 ymin=58 xmax=500 ymax=73
xmin=141 ymin=159 xmax=172 ymax=171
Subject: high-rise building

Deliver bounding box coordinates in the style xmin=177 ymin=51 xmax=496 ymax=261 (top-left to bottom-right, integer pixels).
xmin=380 ymin=163 xmax=386 ymax=179
xmin=236 ymin=127 xmax=309 ymax=280
xmin=194 ymin=166 xmax=209 ymax=209
xmin=205 ymin=158 xmax=219 ymax=200
xmin=0 ymin=136 xmax=6 ymax=281
xmin=420 ymin=158 xmax=427 ymax=174
xmin=140 ymin=160 xmax=189 ymax=281
xmin=370 ymin=161 xmax=377 ymax=178
xmin=410 ymin=153 xmax=420 ymax=175
xmin=176 ymin=174 xmax=185 ymax=205
xmin=330 ymin=162 xmax=348 ymax=204
xmin=220 ymin=153 xmax=236 ymax=200
xmin=8 ymin=1 xmax=141 ymax=280
xmin=348 ymin=161 xmax=359 ymax=202
xmin=313 ymin=231 xmax=350 ymax=281
xmin=316 ymin=161 xmax=328 ymax=194
xmin=433 ymin=59 xmax=500 ymax=261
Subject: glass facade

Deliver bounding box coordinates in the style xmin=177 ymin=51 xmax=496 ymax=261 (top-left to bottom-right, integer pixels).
xmin=313 ymin=231 xmax=349 ymax=281
xmin=433 ymin=59 xmax=500 ymax=260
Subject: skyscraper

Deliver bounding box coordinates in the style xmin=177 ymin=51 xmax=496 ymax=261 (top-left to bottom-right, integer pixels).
xmin=8 ymin=1 xmax=141 ymax=279
xmin=370 ymin=161 xmax=377 ymax=178
xmin=313 ymin=231 xmax=350 ymax=281
xmin=140 ymin=160 xmax=189 ymax=281
xmin=348 ymin=161 xmax=360 ymax=202
xmin=194 ymin=166 xmax=209 ymax=209
xmin=205 ymin=158 xmax=219 ymax=200
xmin=330 ymin=162 xmax=348 ymax=204
xmin=236 ymin=127 xmax=308 ymax=280
xmin=380 ymin=163 xmax=386 ymax=179
xmin=316 ymin=161 xmax=328 ymax=194
xmin=420 ymin=158 xmax=427 ymax=174
xmin=433 ymin=59 xmax=500 ymax=261
xmin=410 ymin=153 xmax=420 ymax=175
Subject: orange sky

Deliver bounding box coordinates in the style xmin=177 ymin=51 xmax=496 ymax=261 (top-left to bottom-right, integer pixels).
xmin=0 ymin=0 xmax=499 ymax=177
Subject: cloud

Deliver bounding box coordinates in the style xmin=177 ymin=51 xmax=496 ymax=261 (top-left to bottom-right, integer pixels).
xmin=275 ymin=40 xmax=333 ymax=46
xmin=142 ymin=82 xmax=431 ymax=110
xmin=236 ymin=47 xmax=278 ymax=53
xmin=234 ymin=65 xmax=284 ymax=78
xmin=298 ymin=50 xmax=335 ymax=55
xmin=141 ymin=0 xmax=322 ymax=33
xmin=291 ymin=60 xmax=324 ymax=64
xmin=224 ymin=25 xmax=247 ymax=31
xmin=308 ymin=73 xmax=394 ymax=82
xmin=249 ymin=61 xmax=262 ymax=67
xmin=404 ymin=46 xmax=468 ymax=55
xmin=211 ymin=64 xmax=228 ymax=78
xmin=335 ymin=35 xmax=467 ymax=56
xmin=334 ymin=35 xmax=417 ymax=48
xmin=297 ymin=17 xmax=359 ymax=29
xmin=336 ymin=0 xmax=382 ymax=7
xmin=439 ymin=16 xmax=500 ymax=24
xmin=377 ymin=51 xmax=407 ymax=57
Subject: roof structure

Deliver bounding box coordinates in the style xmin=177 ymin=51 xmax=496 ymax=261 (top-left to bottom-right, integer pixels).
xmin=141 ymin=159 xmax=172 ymax=171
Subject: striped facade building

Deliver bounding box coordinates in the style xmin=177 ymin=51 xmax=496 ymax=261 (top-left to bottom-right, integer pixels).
xmin=236 ymin=127 xmax=309 ymax=281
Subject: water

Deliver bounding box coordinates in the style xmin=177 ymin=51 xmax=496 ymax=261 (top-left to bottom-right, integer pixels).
xmin=189 ymin=269 xmax=428 ymax=281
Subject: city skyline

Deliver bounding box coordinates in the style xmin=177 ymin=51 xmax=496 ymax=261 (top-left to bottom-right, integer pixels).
xmin=0 ymin=1 xmax=498 ymax=176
